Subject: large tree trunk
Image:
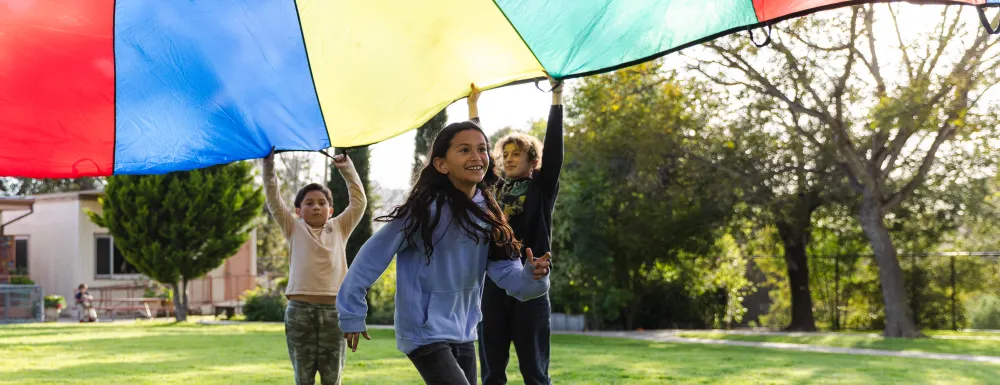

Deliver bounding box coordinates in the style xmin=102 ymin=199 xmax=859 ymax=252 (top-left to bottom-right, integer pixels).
xmin=775 ymin=193 xmax=820 ymax=332
xmin=776 ymin=222 xmax=817 ymax=332
xmin=172 ymin=281 xmax=188 ymax=322
xmin=857 ymin=193 xmax=921 ymax=338
xmin=778 ymin=214 xmax=816 ymax=332
xmin=624 ymin=296 xmax=642 ymax=331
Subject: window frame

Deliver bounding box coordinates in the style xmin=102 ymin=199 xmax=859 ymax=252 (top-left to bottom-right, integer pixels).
xmin=94 ymin=234 xmax=143 ymax=280
xmin=13 ymin=236 xmax=28 ymax=274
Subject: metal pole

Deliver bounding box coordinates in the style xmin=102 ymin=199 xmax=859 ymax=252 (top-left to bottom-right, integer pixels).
xmin=911 ymin=253 xmax=919 ymax=326
xmin=834 ymin=252 xmax=841 ymax=331
xmin=951 ymin=255 xmax=957 ymax=331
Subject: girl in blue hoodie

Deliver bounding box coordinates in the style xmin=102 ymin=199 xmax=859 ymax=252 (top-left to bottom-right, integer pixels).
xmin=337 ymin=86 xmax=552 ymax=385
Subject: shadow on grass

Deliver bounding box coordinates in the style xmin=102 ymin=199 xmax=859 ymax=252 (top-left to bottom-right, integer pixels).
xmin=549 ymin=334 xmax=1000 ymax=384
xmin=677 ymin=332 xmax=1000 ymax=358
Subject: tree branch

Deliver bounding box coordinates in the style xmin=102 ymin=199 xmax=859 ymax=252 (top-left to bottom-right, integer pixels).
xmin=861 ymin=6 xmax=887 ymax=98
xmin=770 ymin=41 xmax=831 ymax=119
xmin=922 ymin=7 xmax=963 ymax=77
xmin=881 ymin=25 xmax=992 ymax=210
xmin=883 ymin=123 xmax=957 ymax=211
xmin=887 ymin=4 xmax=915 ymax=79
xmin=833 ymin=8 xmax=862 ymax=128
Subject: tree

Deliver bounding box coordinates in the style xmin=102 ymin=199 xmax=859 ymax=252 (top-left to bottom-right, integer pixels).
xmin=0 ymin=179 xmax=12 ymax=196
xmin=255 ymin=214 xmax=288 ymax=277
xmin=329 ymin=147 xmax=373 ymax=265
xmin=1 ymin=177 xmax=103 ymax=196
xmin=488 ymin=126 xmax=518 ymax=146
xmin=488 ymin=122 xmax=547 ymax=159
xmin=88 ymin=162 xmax=263 ymax=321
xmin=695 ymin=5 xmax=1000 ymax=337
xmin=412 ymin=109 xmax=448 ymax=182
xmin=554 ymin=63 xmax=744 ymax=329
xmin=677 ymin=91 xmax=851 ymax=331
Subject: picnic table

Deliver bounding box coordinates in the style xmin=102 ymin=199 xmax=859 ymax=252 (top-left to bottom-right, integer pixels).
xmin=88 ymin=298 xmax=159 ymax=321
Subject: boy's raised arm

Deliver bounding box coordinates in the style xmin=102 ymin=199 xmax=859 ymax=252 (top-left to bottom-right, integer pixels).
xmin=535 ymin=77 xmax=564 ymax=193
xmin=332 ymin=154 xmax=367 ymax=238
xmin=262 ymin=152 xmax=296 ymax=237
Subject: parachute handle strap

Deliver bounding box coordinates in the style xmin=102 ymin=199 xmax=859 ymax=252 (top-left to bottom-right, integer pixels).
xmin=748 ymin=24 xmax=773 ymax=48
xmin=535 ymin=77 xmax=564 ymax=93
xmin=320 ymin=147 xmax=357 ymax=159
xmin=318 ymin=149 xmax=337 ymax=160
xmin=978 ymin=5 xmax=999 ymax=35
xmin=274 ymin=147 xmax=342 ymax=160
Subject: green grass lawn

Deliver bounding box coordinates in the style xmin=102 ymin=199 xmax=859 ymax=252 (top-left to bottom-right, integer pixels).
xmin=678 ymin=331 xmax=1000 ymax=357
xmin=1 ymin=321 xmax=999 ymax=384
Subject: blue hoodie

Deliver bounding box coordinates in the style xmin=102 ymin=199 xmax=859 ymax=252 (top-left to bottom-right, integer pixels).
xmin=337 ymin=189 xmax=550 ymax=354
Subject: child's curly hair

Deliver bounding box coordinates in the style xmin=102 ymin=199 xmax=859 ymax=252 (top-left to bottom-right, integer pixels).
xmin=493 ymin=133 xmax=543 ymax=174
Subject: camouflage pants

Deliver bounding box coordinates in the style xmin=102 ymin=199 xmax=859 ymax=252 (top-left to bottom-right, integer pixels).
xmin=285 ymin=300 xmax=346 ymax=385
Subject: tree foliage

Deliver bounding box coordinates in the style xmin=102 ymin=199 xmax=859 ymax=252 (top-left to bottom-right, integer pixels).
xmin=552 ymin=63 xmax=748 ymax=330
xmin=88 ymin=162 xmax=263 ymax=321
xmin=412 ymin=110 xmax=448 ymax=182
xmin=693 ymin=4 xmax=1000 ymax=337
xmin=1 ymin=177 xmax=103 ymax=196
xmin=329 ymin=147 xmax=374 ymax=265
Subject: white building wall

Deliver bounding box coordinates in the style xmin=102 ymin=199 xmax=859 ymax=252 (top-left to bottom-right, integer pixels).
xmin=2 ymin=196 xmax=81 ymax=299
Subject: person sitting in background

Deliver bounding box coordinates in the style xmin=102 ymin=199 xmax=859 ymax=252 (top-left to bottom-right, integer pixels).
xmin=74 ymin=284 xmax=97 ymax=322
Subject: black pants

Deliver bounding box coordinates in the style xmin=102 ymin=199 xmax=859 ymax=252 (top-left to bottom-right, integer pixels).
xmin=477 ymin=276 xmax=551 ymax=385
xmin=408 ymin=341 xmax=477 ymax=385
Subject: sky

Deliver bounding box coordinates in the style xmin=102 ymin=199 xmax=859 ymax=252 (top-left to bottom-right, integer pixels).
xmin=368 ymin=82 xmax=554 ymax=190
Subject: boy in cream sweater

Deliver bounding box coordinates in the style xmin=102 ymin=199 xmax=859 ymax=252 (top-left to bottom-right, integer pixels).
xmin=263 ymin=150 xmax=367 ymax=385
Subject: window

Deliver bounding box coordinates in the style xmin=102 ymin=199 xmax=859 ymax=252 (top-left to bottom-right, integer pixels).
xmin=14 ymin=237 xmax=28 ymax=273
xmin=95 ymin=235 xmax=140 ymax=278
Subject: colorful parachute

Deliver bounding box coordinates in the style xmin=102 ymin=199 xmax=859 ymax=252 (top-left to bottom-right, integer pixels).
xmin=1 ymin=1 xmax=998 ymax=177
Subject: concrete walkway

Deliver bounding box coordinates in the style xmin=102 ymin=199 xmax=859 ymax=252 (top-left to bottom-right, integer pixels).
xmin=563 ymin=329 xmax=1000 ymax=365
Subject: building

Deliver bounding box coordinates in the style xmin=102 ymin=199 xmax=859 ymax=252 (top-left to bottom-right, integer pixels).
xmin=0 ymin=190 xmax=257 ymax=318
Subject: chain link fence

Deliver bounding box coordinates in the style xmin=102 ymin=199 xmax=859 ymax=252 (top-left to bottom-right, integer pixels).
xmin=0 ymin=284 xmax=43 ymax=324
xmin=747 ymin=252 xmax=1000 ymax=331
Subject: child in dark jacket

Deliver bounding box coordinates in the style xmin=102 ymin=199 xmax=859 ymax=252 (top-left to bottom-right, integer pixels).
xmin=478 ymin=75 xmax=564 ymax=385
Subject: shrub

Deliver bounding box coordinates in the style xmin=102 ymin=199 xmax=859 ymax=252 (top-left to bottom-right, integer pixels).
xmin=241 ymin=286 xmax=286 ymax=322
xmin=44 ymin=295 xmax=66 ymax=309
xmin=368 ymin=260 xmax=396 ymax=325
xmin=10 ymin=276 xmax=34 ymax=285
xmin=967 ymin=294 xmax=1000 ymax=330
xmin=273 ymin=276 xmax=288 ymax=293
xmin=143 ymin=283 xmax=173 ymax=302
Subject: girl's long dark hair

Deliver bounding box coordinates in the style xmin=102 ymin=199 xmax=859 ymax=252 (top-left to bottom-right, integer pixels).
xmin=376 ymin=121 xmax=520 ymax=263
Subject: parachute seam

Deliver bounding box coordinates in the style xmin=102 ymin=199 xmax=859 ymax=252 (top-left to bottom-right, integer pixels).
xmin=749 ymin=0 xmax=761 ymax=23
xmin=111 ymin=0 xmax=117 ymax=176
xmin=492 ymin=0 xmax=548 ymax=80
xmin=293 ymin=0 xmax=332 ymax=150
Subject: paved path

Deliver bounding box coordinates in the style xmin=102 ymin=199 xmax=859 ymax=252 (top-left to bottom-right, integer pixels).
xmin=657 ymin=328 xmax=1000 ymax=341
xmin=562 ymin=329 xmax=1000 ymax=365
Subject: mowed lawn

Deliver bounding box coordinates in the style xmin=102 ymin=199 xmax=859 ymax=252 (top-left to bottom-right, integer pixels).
xmin=1 ymin=321 xmax=999 ymax=384
xmin=678 ymin=331 xmax=1000 ymax=357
